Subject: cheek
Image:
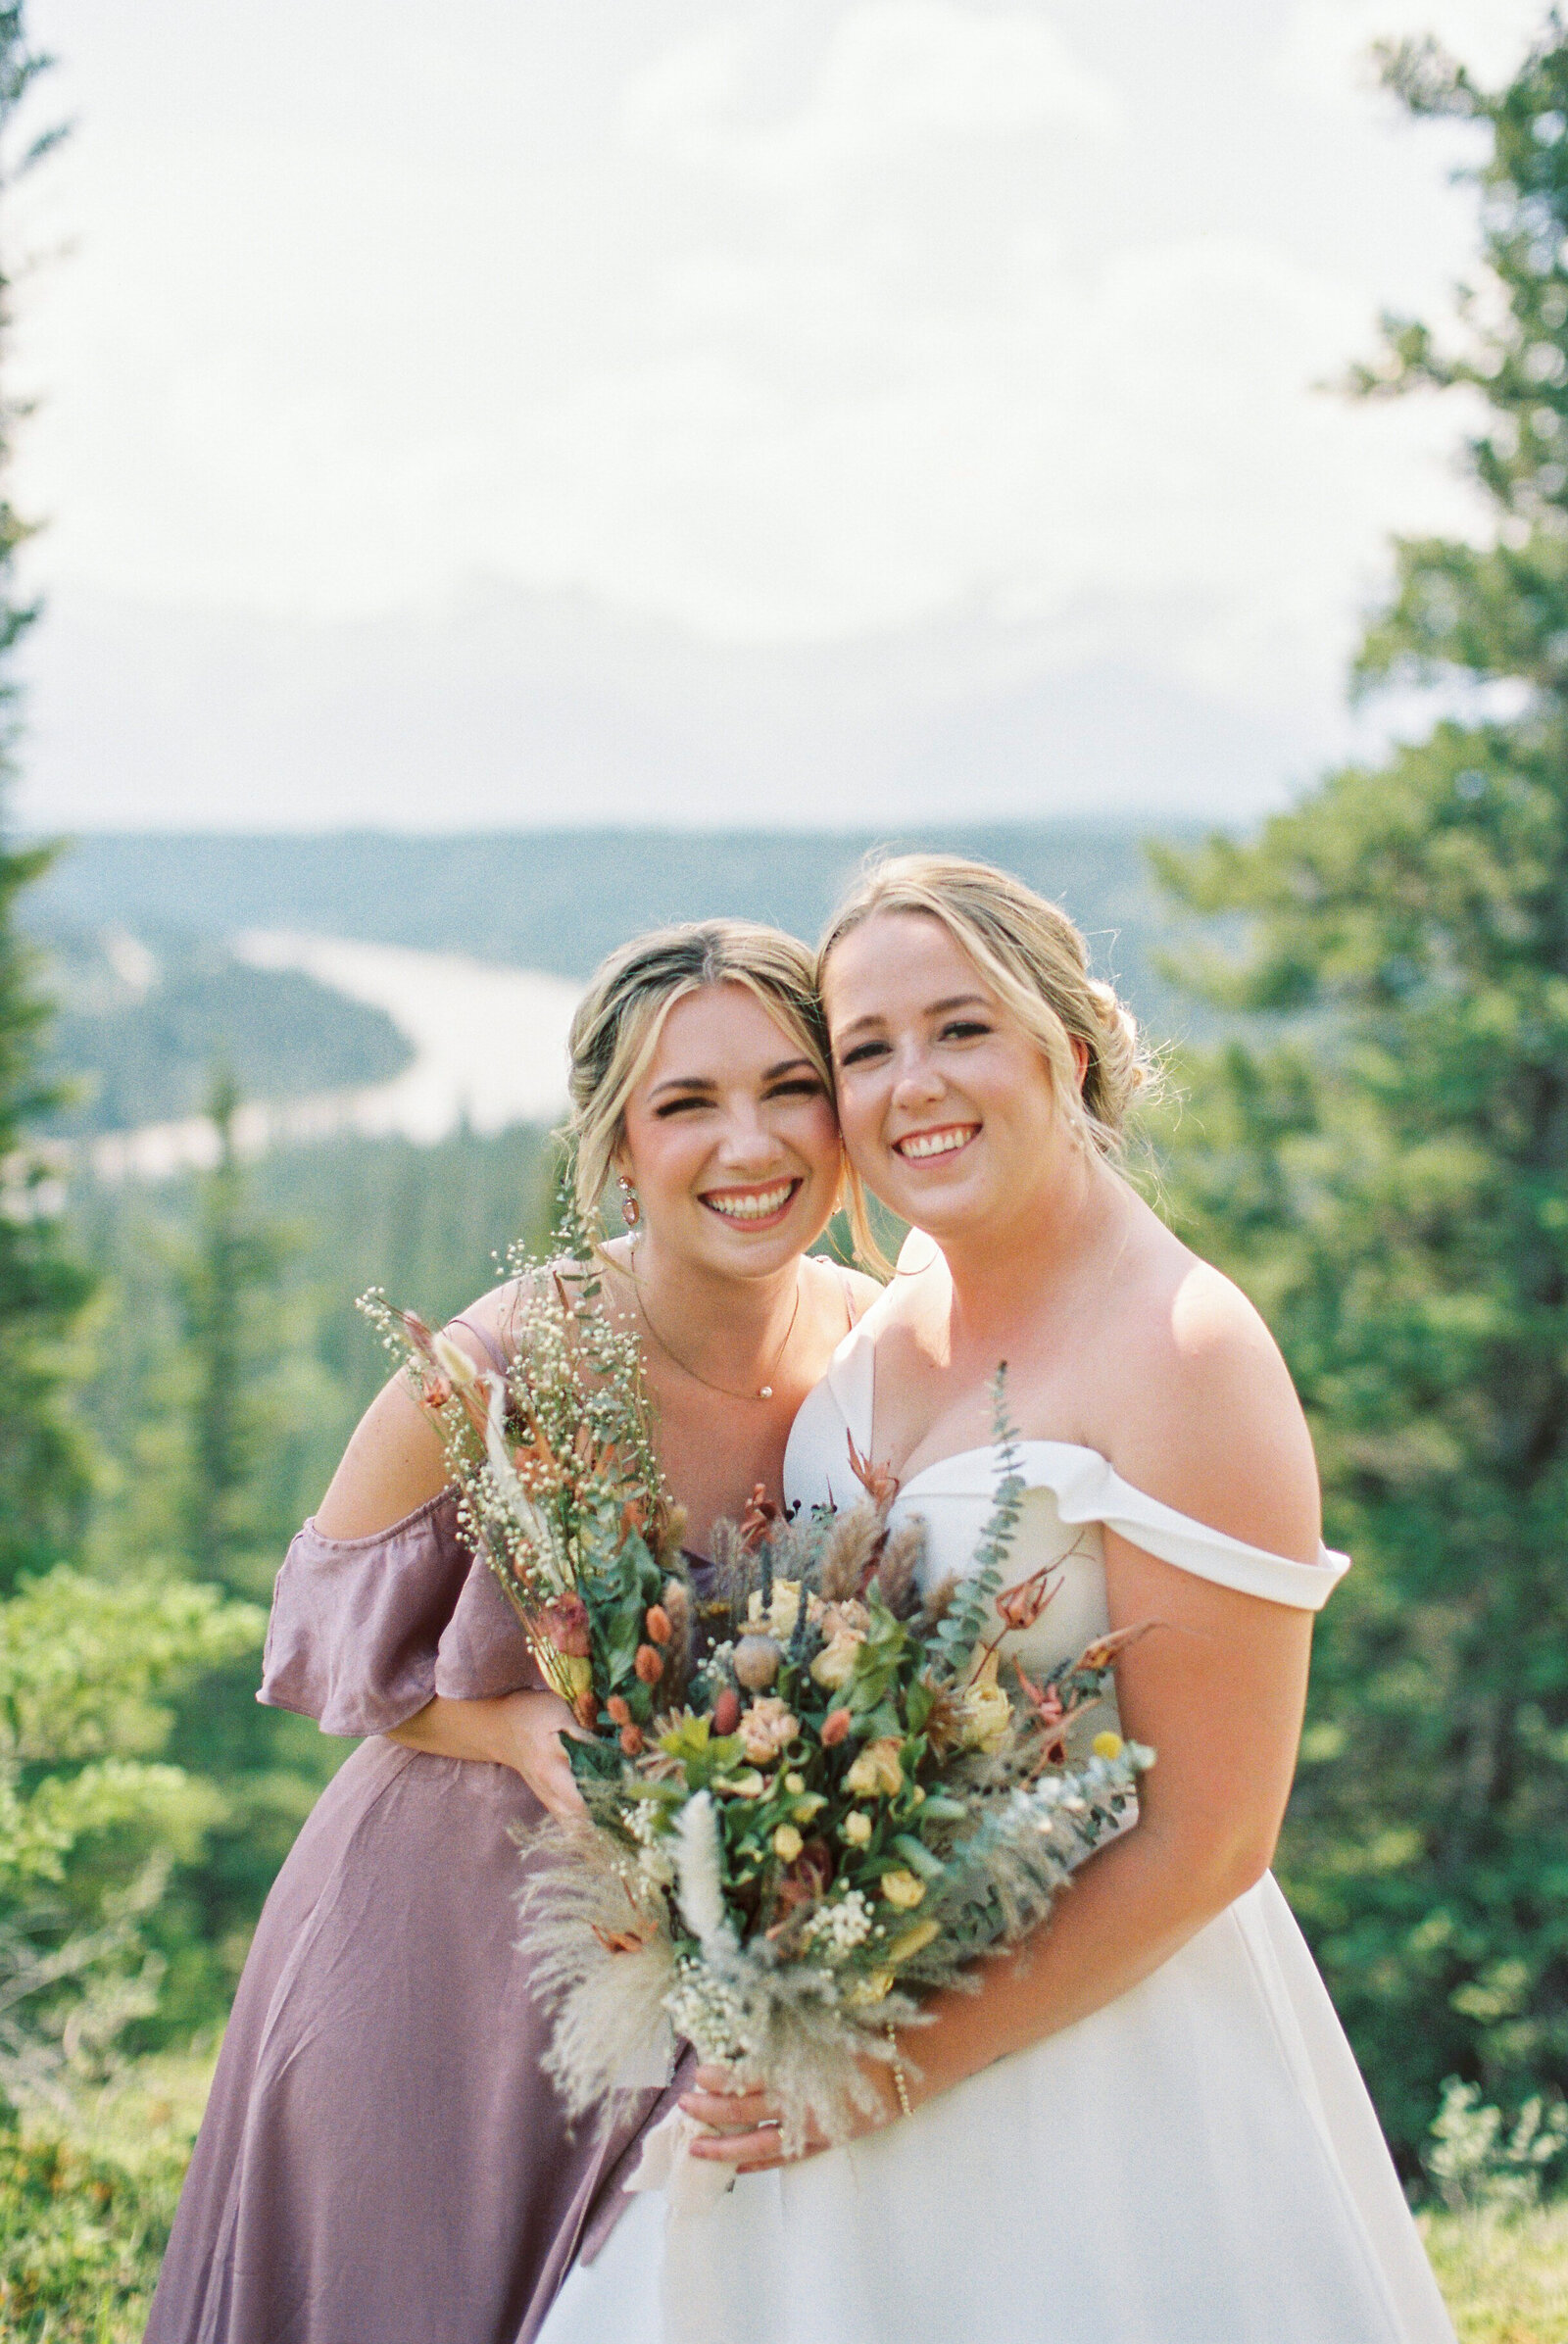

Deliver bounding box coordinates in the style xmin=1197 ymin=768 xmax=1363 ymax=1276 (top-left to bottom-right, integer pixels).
xmin=623 ymin=1116 xmax=704 ymax=1193
xmin=831 ymin=1079 xmax=886 ymax=1165
xmin=787 ymin=1096 xmax=844 ymax=1174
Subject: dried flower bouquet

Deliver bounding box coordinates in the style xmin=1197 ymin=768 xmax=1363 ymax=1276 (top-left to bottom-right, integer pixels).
xmin=363 ymin=1236 xmax=1152 ymax=2156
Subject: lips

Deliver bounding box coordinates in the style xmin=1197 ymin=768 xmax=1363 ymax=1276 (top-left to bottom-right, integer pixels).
xmin=701 ymin=1179 xmax=801 ymax=1224
xmin=892 ymin=1124 xmax=978 ymax=1162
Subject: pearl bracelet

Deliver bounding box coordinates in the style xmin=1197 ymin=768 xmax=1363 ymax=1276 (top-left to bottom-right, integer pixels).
xmin=884 ymin=2024 xmax=912 ymax=2120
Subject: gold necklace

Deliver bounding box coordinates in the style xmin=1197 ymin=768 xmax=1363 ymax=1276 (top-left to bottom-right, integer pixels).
xmin=634 ymin=1273 xmax=804 ymax=1403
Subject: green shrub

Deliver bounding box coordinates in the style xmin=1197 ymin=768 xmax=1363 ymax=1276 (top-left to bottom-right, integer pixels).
xmin=0 ymin=2125 xmax=178 ymax=2341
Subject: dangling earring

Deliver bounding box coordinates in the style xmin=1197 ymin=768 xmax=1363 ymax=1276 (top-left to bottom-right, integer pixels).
xmin=618 ymin=1177 xmax=640 ymax=1228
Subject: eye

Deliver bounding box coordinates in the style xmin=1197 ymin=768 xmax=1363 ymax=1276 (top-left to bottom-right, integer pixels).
xmin=654 ymin=1094 xmax=713 ymax=1118
xmin=765 ymin=1076 xmax=825 ymax=1100
xmin=938 ymin=1019 xmax=991 ymax=1043
xmin=836 ymin=1039 xmax=889 ymax=1069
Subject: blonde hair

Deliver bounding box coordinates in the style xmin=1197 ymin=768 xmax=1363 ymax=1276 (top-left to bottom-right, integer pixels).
xmin=816 ymin=853 xmax=1156 ymax=1266
xmin=567 ymin=920 xmax=833 ymax=1231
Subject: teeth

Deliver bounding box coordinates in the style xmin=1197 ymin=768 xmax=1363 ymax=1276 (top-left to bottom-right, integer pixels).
xmin=705 ymin=1182 xmax=796 ymax=1221
xmin=898 ymin=1128 xmax=974 ymax=1160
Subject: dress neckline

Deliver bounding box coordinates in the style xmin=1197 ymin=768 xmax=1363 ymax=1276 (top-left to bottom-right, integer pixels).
xmin=814 ymin=1314 xmax=1347 ymax=1597
xmin=826 ymin=1312 xmax=1116 ymax=1501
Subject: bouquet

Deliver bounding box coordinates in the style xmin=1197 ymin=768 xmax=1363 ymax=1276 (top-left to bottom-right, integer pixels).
xmin=364 ymin=1240 xmax=1152 ymax=2155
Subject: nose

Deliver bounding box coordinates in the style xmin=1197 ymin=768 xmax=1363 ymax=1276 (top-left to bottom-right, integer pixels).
xmin=890 ymin=1037 xmax=945 ymax=1112
xmin=712 ymin=1095 xmax=785 ymax=1173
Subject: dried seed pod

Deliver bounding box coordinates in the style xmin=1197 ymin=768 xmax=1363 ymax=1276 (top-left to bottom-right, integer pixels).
xmin=606 ymin=1694 xmax=632 ymax=1728
xmin=634 ymin=1643 xmax=664 ymax=1685
xmin=661 ymin=1580 xmax=692 ymax=1642
xmin=733 ymin=1634 xmax=782 ymax=1691
xmin=645 ymin=1603 xmax=672 ymax=1645
xmin=711 ymin=1685 xmax=741 ymax=1737
xmin=820 ymin=1706 xmax=853 ymax=1747
xmin=619 ymin=1723 xmax=645 ymax=1756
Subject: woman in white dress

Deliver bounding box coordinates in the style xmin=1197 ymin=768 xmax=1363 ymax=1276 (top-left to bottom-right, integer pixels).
xmin=541 ymin=855 xmax=1455 ymax=2344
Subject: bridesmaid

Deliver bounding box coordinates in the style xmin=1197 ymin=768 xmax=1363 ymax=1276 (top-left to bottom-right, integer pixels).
xmin=540 ymin=856 xmax=1453 ymax=2344
xmin=145 ymin=919 xmax=876 ymax=2344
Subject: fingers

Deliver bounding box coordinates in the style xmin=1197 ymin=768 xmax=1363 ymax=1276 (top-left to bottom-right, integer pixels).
xmin=538 ymin=1766 xmax=587 ymax=1821
xmin=687 ymin=2124 xmax=786 ymax=2171
xmin=679 ymin=2086 xmax=775 ymax=2130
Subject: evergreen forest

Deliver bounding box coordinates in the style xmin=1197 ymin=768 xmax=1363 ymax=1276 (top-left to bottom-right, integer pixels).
xmin=4 ymin=10 xmax=1568 ymax=2336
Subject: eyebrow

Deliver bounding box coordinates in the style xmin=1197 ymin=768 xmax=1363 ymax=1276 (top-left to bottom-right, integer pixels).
xmin=646 ymin=1055 xmax=819 ymax=1100
xmin=835 ymin=994 xmax=992 ymax=1041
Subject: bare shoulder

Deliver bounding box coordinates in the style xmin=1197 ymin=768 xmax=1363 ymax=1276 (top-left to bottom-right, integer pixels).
xmin=448 ymin=1258 xmax=599 ymax=1363
xmin=831 ymin=1262 xmax=884 ymax=1324
xmin=1104 ymin=1230 xmax=1322 ymax=1566
xmin=443 ymin=1276 xmax=526 ymax=1366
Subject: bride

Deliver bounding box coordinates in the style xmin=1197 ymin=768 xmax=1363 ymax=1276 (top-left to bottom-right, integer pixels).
xmin=541 ymin=855 xmax=1455 ymax=2344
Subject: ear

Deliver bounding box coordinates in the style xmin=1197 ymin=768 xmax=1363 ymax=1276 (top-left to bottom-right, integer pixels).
xmin=1069 ymin=1037 xmax=1090 ymax=1091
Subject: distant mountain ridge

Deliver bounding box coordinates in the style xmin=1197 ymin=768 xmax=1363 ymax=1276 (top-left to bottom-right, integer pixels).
xmin=28 ymin=821 xmax=1211 ymax=1040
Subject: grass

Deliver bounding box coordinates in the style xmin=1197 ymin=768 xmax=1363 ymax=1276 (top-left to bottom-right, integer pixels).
xmin=0 ymin=2056 xmax=213 ymax=2343
xmin=1 ymin=2056 xmax=1564 ymax=2340
xmin=1424 ymin=2204 xmax=1568 ymax=2344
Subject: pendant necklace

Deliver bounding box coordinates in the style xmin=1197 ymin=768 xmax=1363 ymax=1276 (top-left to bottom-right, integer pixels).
xmin=634 ymin=1274 xmax=803 ymax=1403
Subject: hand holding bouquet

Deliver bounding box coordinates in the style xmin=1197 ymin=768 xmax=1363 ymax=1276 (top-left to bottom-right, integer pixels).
xmin=366 ymin=1253 xmax=1152 ymax=2157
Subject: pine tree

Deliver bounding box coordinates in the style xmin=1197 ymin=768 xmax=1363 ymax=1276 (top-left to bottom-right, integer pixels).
xmin=0 ymin=15 xmax=91 ymax=1593
xmin=1157 ymin=19 xmax=1568 ymax=2167
xmin=0 ymin=8 xmax=267 ymax=2092
xmin=178 ymin=1071 xmax=296 ymax=1588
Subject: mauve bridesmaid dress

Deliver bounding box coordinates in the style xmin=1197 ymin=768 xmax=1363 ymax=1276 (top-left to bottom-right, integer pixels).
xmin=143 ymin=1480 xmax=671 ymax=2344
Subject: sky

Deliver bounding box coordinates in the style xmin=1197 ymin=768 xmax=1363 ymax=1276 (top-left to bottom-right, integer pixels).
xmin=6 ymin=0 xmax=1551 ymax=833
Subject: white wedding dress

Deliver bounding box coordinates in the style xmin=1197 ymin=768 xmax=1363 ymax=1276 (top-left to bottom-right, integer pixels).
xmin=540 ymin=1320 xmax=1456 ymax=2344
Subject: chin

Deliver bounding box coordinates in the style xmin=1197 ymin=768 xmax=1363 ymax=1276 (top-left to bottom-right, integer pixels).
xmin=877 ymin=1165 xmax=983 ymax=1233
xmin=696 ymin=1213 xmax=805 ymax=1268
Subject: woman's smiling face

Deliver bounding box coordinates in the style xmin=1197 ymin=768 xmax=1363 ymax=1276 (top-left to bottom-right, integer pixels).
xmin=618 ymin=980 xmax=841 ymax=1275
xmin=822 ymin=910 xmax=1072 ymax=1238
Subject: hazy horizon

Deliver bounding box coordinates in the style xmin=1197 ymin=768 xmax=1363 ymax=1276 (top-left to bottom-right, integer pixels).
xmin=10 ymin=0 xmax=1546 ymax=837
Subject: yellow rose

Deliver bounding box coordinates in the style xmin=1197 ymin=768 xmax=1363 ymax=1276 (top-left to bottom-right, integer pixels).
xmin=880 ymin=1869 xmax=926 ymax=1910
xmin=887 ymin=1917 xmax=940 ymax=1965
xmin=843 ymin=1737 xmax=905 ymax=1798
xmin=1093 ymin=1732 xmax=1124 ymax=1761
xmin=844 ymin=1970 xmax=893 ymax=2006
xmin=840 ymin=1810 xmax=873 ymax=1847
xmin=792 ymin=1793 xmax=827 ymax=1823
xmin=747 ymin=1579 xmax=802 ymax=1640
xmin=810 ymin=1632 xmax=862 ymax=1690
xmin=772 ymin=1824 xmax=804 ymax=1863
xmin=957 ymin=1653 xmax=1012 ymax=1756
xmin=784 ymin=1772 xmax=805 ymax=1795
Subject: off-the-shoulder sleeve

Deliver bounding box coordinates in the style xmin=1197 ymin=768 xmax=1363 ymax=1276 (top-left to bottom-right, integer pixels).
xmin=259 ymin=1489 xmax=543 ymax=1735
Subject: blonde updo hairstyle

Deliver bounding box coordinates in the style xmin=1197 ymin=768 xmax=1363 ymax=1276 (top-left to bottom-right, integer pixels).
xmin=568 ymin=920 xmax=834 ymax=1237
xmin=816 ymin=853 xmax=1156 ymax=1268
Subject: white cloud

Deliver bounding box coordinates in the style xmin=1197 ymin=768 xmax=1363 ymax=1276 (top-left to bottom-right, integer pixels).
xmin=1277 ymin=0 xmax=1545 ymax=107
xmin=624 ymin=1 xmax=1121 ymax=185
xmin=5 ymin=0 xmax=1517 ymax=827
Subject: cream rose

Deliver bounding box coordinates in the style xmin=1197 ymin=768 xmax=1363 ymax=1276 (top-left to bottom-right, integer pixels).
xmin=842 ymin=1737 xmax=905 ymax=1798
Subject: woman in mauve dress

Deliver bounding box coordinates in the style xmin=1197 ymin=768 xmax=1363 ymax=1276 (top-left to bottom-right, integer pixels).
xmin=144 ymin=919 xmax=876 ymax=2344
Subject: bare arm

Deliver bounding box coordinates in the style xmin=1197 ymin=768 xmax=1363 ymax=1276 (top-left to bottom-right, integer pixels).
xmin=389 ymin=1688 xmax=586 ymax=1820
xmin=311 ymin=1294 xmax=586 ymax=1816
xmin=686 ymin=1265 xmax=1324 ymax=2157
